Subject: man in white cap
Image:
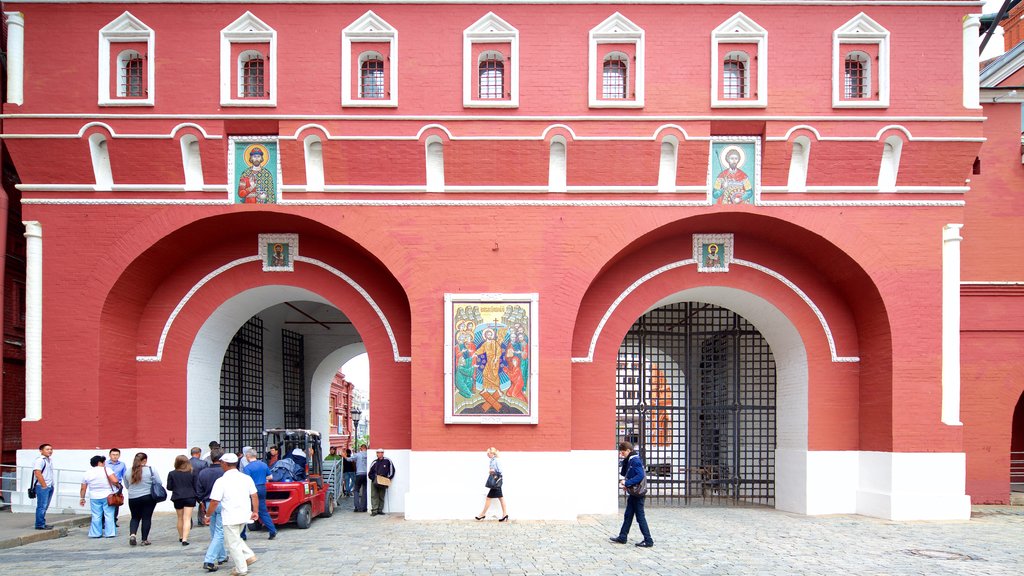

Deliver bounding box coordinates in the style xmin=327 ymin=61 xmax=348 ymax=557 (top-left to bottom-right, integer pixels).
xmin=204 ymin=452 xmax=258 ymax=575
xmin=367 ymin=448 xmax=395 ymax=516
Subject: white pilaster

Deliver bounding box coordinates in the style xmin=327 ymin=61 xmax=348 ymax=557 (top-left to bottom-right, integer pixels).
xmin=4 ymin=12 xmax=24 ymax=106
xmin=963 ymin=16 xmax=981 ymax=109
xmin=23 ymin=221 xmax=42 ymax=421
xmin=942 ymin=224 xmax=964 ymax=426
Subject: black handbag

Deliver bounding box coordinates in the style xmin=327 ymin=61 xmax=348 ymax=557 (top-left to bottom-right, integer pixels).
xmin=149 ymin=467 xmax=168 ymax=502
xmin=485 ymin=473 xmax=503 ymax=490
xmin=28 ymin=461 xmax=45 ymax=499
xmin=625 ymin=476 xmax=647 ymax=497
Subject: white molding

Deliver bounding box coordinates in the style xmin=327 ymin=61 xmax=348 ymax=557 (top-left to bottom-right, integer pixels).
xmin=23 ymin=221 xmax=42 ymax=421
xmin=136 ymin=255 xmax=410 ymax=363
xmin=98 ymin=12 xmax=155 ymax=107
xmin=0 ymin=0 xmax=986 ymax=5
xmin=588 ymin=12 xmax=645 ymax=109
xmin=832 ymin=13 xmax=889 ymax=109
xmin=693 ymin=232 xmax=733 ymax=272
xmin=711 ymin=12 xmax=767 ymax=108
xmin=5 ymin=12 xmax=25 ymax=106
xmin=220 ymin=11 xmax=277 ymax=107
xmin=303 ymin=134 xmax=325 ymax=191
xmin=463 ymin=12 xmax=519 ymax=108
xmin=22 ymin=197 xmax=967 ymax=207
xmin=941 ymin=224 xmax=963 ymax=426
xmin=342 ymin=11 xmax=398 ymax=108
xmin=962 ymin=16 xmax=981 ymax=109
xmin=548 ymin=136 xmax=567 ymax=192
xmin=180 ymin=134 xmax=205 ymax=191
xmin=572 ymin=257 xmax=860 ymax=363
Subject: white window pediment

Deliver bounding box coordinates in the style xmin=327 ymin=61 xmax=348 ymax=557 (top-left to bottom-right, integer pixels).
xmin=833 ymin=13 xmax=889 ymax=108
xmin=589 ymin=12 xmax=645 ymax=109
xmin=711 ymin=12 xmax=767 ymax=108
xmin=98 ymin=11 xmax=155 ymax=106
xmin=220 ymin=11 xmax=277 ymax=107
xmin=463 ymin=12 xmax=519 ymax=108
xmin=342 ymin=11 xmax=398 ymax=107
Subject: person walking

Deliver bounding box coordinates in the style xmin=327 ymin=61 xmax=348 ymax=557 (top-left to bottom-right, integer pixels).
xmin=609 ymin=441 xmax=654 ymax=548
xmin=189 ymin=447 xmax=208 ymax=528
xmin=348 ymin=444 xmax=368 ymax=512
xmin=367 ymin=448 xmax=395 ymax=516
xmin=204 ymin=453 xmax=258 ymax=575
xmin=79 ymin=454 xmax=119 ymax=538
xmin=167 ymin=455 xmax=199 ymax=546
xmin=31 ymin=443 xmax=54 ymax=530
xmin=125 ymin=452 xmax=161 ymax=546
xmin=475 ymin=447 xmax=507 ymax=522
xmin=106 ymin=448 xmax=127 ymax=529
xmin=342 ymin=448 xmax=355 ymax=497
xmin=242 ymin=448 xmax=277 ymax=540
xmin=198 ymin=449 xmax=228 ymax=572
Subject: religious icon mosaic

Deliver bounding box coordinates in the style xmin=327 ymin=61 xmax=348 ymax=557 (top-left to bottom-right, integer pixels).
xmin=259 ymin=233 xmax=298 ymax=272
xmin=229 ymin=137 xmax=280 ymax=204
xmin=444 ymin=293 xmax=539 ymax=424
xmin=708 ymin=137 xmax=761 ymax=205
xmin=693 ymin=233 xmax=733 ymax=273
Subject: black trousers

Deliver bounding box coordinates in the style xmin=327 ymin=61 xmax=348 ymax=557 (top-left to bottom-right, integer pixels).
xmin=353 ymin=475 xmax=367 ymax=512
xmin=128 ymin=494 xmax=158 ymax=540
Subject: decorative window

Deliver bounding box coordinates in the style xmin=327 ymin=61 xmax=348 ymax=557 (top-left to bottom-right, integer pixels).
xmin=711 ymin=13 xmax=767 ymax=108
xmin=877 ymin=136 xmax=902 ymax=192
xmin=359 ymin=53 xmax=386 ymax=99
xmin=549 ymin=136 xmax=567 ymax=192
xmin=833 ymin=13 xmax=888 ymax=108
xmin=303 ymin=135 xmax=325 ymax=191
xmin=343 ymin=12 xmax=398 ymax=107
xmin=478 ymin=52 xmax=505 ymax=99
xmin=426 ymin=136 xmax=445 ymax=192
xmin=602 ymin=53 xmax=628 ymax=99
xmin=657 ymin=136 xmax=679 ymax=192
xmin=589 ymin=13 xmax=644 ymax=108
xmin=239 ymin=50 xmax=266 ymax=98
xmin=88 ymin=133 xmax=114 ymax=191
xmin=464 ymin=13 xmax=518 ymax=108
xmin=221 ymin=12 xmax=276 ymax=106
xmin=99 ymin=12 xmax=155 ymax=106
xmin=180 ymin=134 xmax=204 ymax=191
xmin=787 ymin=136 xmax=811 ymax=192
xmin=722 ymin=51 xmax=749 ymax=99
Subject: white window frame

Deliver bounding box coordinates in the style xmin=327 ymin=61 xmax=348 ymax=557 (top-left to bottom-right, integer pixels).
xmin=220 ymin=11 xmax=276 ymax=107
xmin=589 ymin=12 xmax=644 ymax=109
xmin=832 ymin=13 xmax=889 ymax=109
xmin=711 ymin=12 xmax=767 ymax=108
xmin=342 ymin=11 xmax=398 ymax=107
xmin=98 ymin=11 xmax=154 ymax=106
xmin=180 ymin=134 xmax=204 ymax=191
xmin=463 ymin=12 xmax=519 ymax=108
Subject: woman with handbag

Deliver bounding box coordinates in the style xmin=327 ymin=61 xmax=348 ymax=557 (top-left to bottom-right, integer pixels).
xmin=475 ymin=447 xmax=507 ymax=522
xmin=79 ymin=454 xmax=120 ymax=538
xmin=167 ymin=454 xmax=199 ymax=546
xmin=124 ymin=452 xmax=163 ymax=546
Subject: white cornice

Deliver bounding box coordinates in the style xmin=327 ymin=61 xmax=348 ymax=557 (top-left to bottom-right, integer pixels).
xmin=1 ymin=1 xmax=983 ymax=5
xmin=21 ymin=197 xmax=965 ymax=207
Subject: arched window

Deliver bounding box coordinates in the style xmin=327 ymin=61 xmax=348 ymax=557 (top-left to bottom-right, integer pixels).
xmin=723 ymin=51 xmax=748 ymax=99
xmin=359 ymin=52 xmax=385 ymax=99
xmin=180 ymin=134 xmax=204 ymax=191
xmin=88 ymin=133 xmax=113 ymax=191
xmin=426 ymin=136 xmax=445 ymax=192
xmin=118 ymin=50 xmax=145 ymax=98
xmin=239 ymin=50 xmax=265 ymax=98
xmin=602 ymin=53 xmax=628 ymax=99
xmin=844 ymin=52 xmax=870 ymax=99
xmin=549 ymin=136 xmax=567 ymax=192
xmin=478 ymin=52 xmax=504 ymax=99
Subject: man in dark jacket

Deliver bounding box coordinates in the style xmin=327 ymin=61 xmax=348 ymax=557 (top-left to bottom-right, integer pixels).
xmin=609 ymin=441 xmax=654 ymax=548
xmin=198 ymin=449 xmax=227 ymax=571
xmin=367 ymin=448 xmax=395 ymax=516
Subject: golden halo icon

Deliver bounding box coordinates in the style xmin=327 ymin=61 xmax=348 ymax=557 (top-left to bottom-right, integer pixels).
xmin=243 ymin=144 xmax=270 ymax=168
xmin=719 ymin=145 xmax=746 ymax=169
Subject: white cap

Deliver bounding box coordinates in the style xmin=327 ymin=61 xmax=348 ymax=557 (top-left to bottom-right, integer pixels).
xmin=375 ymin=448 xmax=384 ymax=453
xmin=292 ymin=448 xmax=306 ymax=457
xmin=220 ymin=453 xmax=239 ymax=464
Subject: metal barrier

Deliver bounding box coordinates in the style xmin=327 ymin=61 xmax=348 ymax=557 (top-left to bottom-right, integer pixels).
xmin=0 ymin=463 xmax=88 ymax=514
xmin=1011 ymin=451 xmax=1024 ymax=485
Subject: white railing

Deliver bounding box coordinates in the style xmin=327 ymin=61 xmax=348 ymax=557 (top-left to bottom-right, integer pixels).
xmin=0 ymin=463 xmax=89 ymax=514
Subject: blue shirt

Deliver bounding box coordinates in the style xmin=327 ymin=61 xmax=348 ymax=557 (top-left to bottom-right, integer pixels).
xmin=242 ymin=459 xmax=271 ymax=487
xmin=107 ymin=459 xmax=127 ymax=483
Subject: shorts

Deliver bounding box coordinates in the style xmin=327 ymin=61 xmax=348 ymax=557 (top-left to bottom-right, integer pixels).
xmin=172 ymin=497 xmax=197 ymax=509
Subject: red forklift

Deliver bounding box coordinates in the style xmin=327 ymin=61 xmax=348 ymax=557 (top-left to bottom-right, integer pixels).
xmin=262 ymin=429 xmax=336 ymax=528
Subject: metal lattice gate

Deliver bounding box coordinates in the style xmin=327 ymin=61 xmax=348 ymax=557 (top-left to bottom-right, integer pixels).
xmin=616 ymin=302 xmax=776 ymax=506
xmin=220 ymin=316 xmax=264 ymax=454
xmin=282 ymin=329 xmax=306 ymax=429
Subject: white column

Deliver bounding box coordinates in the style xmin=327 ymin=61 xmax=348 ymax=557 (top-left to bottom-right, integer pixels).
xmin=23 ymin=221 xmax=42 ymax=421
xmin=963 ymin=15 xmax=981 ymax=109
xmin=941 ymin=224 xmax=963 ymax=426
xmin=4 ymin=12 xmax=24 ymax=106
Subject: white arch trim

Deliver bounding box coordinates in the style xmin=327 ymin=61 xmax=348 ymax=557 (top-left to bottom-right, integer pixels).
xmin=571 ymin=258 xmax=860 ymax=363
xmin=136 ymin=255 xmax=410 ymax=363
xmin=310 ymin=343 xmax=368 ymax=456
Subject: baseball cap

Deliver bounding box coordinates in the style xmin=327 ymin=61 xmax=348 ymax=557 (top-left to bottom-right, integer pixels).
xmin=221 ymin=452 xmax=239 ymax=464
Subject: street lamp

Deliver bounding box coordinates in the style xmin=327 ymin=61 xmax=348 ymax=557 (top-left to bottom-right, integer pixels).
xmin=350 ymin=406 xmax=362 ymax=452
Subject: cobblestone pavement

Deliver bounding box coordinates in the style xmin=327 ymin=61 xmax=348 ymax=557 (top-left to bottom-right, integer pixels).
xmin=0 ymin=505 xmax=1022 ymax=575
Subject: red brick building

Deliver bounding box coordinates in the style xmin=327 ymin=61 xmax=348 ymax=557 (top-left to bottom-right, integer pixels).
xmin=328 ymin=370 xmax=356 ymax=452
xmin=1 ymin=1 xmax=1018 ymax=520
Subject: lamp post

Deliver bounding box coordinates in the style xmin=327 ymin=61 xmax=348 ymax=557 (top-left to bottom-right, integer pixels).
xmin=350 ymin=406 xmax=362 ymax=452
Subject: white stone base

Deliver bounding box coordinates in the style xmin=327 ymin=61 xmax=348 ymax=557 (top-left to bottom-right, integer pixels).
xmin=776 ymin=449 xmax=971 ymax=520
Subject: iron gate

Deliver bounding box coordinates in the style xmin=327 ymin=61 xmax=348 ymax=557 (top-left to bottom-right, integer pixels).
xmin=220 ymin=316 xmax=264 ymax=454
xmin=616 ymin=302 xmax=776 ymax=506
xmin=282 ymin=329 xmax=306 ymax=429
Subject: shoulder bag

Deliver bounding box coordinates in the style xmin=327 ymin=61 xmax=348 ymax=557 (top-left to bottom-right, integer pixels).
xmin=485 ymin=472 xmax=503 ymax=490
xmin=28 ymin=460 xmax=45 ymax=499
xmin=149 ymin=467 xmax=168 ymax=502
xmin=106 ymin=470 xmax=124 ymax=506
